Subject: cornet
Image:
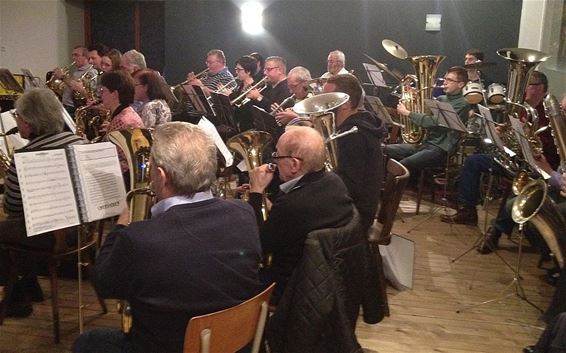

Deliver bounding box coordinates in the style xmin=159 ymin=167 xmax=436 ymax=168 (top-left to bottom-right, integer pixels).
xmin=230 ymin=76 xmax=268 ymax=108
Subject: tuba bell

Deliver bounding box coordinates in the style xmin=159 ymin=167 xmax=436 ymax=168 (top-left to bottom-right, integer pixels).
xmin=293 ymin=92 xmax=357 ymax=170
xmin=227 ymin=130 xmax=273 ymax=220
xmin=107 ymin=128 xmax=155 ymax=333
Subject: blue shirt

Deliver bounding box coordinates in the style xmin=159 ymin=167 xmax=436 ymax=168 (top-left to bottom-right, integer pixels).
xmin=151 ymin=190 xmax=214 ymax=217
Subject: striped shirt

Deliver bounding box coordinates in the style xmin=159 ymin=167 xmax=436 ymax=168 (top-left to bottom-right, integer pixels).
xmin=3 ymin=131 xmax=86 ymax=218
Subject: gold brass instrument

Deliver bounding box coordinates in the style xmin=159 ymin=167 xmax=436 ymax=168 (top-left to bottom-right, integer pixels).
xmin=230 ymin=76 xmax=268 ymax=108
xmin=214 ymin=78 xmax=237 ymax=94
xmin=75 ymin=102 xmax=111 ymax=142
xmin=172 ymin=68 xmax=210 ymax=90
xmin=0 ymin=111 xmax=14 ymax=178
xmin=46 ymin=61 xmax=76 ymax=99
xmin=72 ymin=68 xmax=99 ymax=108
xmin=227 ymin=130 xmax=273 ymax=220
xmin=512 ymin=179 xmax=566 ymax=269
xmin=293 ymin=92 xmax=357 ymax=170
xmin=107 ymin=128 xmax=155 ymax=334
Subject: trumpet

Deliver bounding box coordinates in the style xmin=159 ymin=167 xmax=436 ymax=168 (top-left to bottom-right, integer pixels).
xmin=213 ymin=78 xmax=237 ymax=94
xmin=172 ymin=68 xmax=210 ymax=89
xmin=230 ymin=76 xmax=268 ymax=108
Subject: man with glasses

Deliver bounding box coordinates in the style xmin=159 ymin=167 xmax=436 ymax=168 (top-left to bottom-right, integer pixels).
xmin=185 ymin=49 xmax=235 ymax=96
xmin=247 ymin=56 xmax=291 ymax=112
xmin=247 ymin=126 xmax=354 ymax=300
xmin=385 ymin=66 xmax=471 ymax=172
xmin=441 ymin=71 xmax=559 ymax=227
xmin=272 ymin=66 xmax=313 ymax=127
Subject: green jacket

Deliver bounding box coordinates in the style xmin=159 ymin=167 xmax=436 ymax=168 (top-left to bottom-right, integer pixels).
xmin=409 ymin=92 xmax=470 ymax=152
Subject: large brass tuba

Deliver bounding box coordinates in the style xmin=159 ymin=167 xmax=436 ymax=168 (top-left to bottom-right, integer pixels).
xmin=227 ymin=130 xmax=273 ymax=220
xmin=107 ymin=128 xmax=155 ymax=333
xmin=292 ymin=92 xmax=356 ymax=170
xmin=398 ymin=55 xmax=446 ymax=144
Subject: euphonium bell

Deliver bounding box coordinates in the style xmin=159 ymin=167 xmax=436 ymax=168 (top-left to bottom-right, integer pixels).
xmin=227 ymin=130 xmax=273 ymax=220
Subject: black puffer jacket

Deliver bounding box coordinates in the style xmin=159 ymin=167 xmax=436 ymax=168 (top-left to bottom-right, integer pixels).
xmin=266 ymin=209 xmax=386 ymax=353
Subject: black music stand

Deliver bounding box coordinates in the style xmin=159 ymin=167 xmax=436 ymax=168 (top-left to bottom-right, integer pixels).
xmin=20 ymin=68 xmax=42 ymax=88
xmin=251 ymin=106 xmax=282 ymax=141
xmin=363 ymin=63 xmax=388 ymax=88
xmin=210 ymin=92 xmax=236 ymax=129
xmin=190 ymin=84 xmax=216 ymax=118
xmin=365 ymin=96 xmax=399 ymax=127
xmin=406 ymin=100 xmax=467 ymax=233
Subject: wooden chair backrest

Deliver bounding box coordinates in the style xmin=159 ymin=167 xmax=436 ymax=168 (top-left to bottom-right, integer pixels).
xmin=183 ymin=283 xmax=275 ymax=353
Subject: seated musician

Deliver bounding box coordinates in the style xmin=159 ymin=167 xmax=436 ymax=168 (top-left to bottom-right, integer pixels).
xmin=248 ymin=126 xmax=354 ymax=300
xmin=441 ymin=71 xmax=558 ymax=226
xmin=247 ymin=56 xmax=292 ymax=112
xmin=185 ymin=49 xmax=236 ymax=96
xmin=132 ymin=69 xmax=174 ymax=128
xmin=229 ymin=55 xmax=259 ymax=132
xmin=384 ymin=66 xmax=471 ymax=174
xmin=0 ymin=88 xmax=86 ymax=317
xmin=321 ymin=50 xmax=350 ymax=79
xmin=120 ymin=49 xmax=147 ymax=74
xmin=273 ymin=66 xmax=313 ymax=127
xmin=73 ymin=122 xmax=264 ymax=353
xmin=100 ymin=49 xmax=122 ymax=74
xmin=323 ymin=74 xmax=387 ymax=234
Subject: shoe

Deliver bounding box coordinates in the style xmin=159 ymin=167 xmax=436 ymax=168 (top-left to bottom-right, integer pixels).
xmin=440 ymin=205 xmax=478 ymax=226
xmin=523 ymin=345 xmax=537 ymax=353
xmin=477 ymin=227 xmax=502 ymax=254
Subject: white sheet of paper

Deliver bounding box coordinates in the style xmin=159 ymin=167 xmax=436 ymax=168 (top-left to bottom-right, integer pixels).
xmin=198 ymin=116 xmax=234 ymax=167
xmin=14 ymin=149 xmax=80 ymax=236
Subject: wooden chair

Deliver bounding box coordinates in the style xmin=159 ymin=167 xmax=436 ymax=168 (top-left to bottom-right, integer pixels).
xmin=183 ymin=283 xmax=275 ymax=353
xmin=0 ymin=223 xmax=107 ymax=343
xmin=369 ymin=158 xmax=410 ymax=246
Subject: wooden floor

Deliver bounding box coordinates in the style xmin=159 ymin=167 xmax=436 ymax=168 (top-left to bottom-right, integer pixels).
xmin=0 ymin=193 xmax=556 ymax=353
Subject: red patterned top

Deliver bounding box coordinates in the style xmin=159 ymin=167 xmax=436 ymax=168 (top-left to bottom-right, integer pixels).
xmin=106 ymin=106 xmax=144 ymax=173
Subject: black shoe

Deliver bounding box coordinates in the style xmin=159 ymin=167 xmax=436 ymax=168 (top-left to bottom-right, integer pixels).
xmin=4 ymin=300 xmax=33 ymax=318
xmin=440 ymin=205 xmax=478 ymax=226
xmin=523 ymin=345 xmax=537 ymax=353
xmin=477 ymin=227 xmax=502 ymax=254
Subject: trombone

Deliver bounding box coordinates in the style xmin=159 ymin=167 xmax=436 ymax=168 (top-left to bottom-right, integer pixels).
xmin=230 ymin=76 xmax=268 ymax=108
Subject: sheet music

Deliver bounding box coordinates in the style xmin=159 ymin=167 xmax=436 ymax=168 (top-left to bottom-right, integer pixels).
xmin=197 ymin=117 xmax=234 ymax=167
xmin=69 ymin=143 xmax=127 ymax=222
xmin=424 ymin=99 xmax=467 ymax=132
xmin=14 ymin=149 xmax=80 ymax=236
xmin=365 ymin=95 xmax=397 ymax=125
xmin=478 ymin=105 xmax=512 ymax=156
xmin=362 ymin=63 xmax=387 ymax=87
xmin=509 ymin=117 xmax=549 ymax=178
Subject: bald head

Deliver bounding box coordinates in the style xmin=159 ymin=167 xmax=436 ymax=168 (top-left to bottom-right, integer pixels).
xmin=279 ymin=126 xmax=326 ymax=173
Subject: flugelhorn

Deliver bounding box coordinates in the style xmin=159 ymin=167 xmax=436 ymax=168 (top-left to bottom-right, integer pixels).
xmin=230 ymin=76 xmax=268 ymax=108
xmin=46 ymin=61 xmax=76 ymax=98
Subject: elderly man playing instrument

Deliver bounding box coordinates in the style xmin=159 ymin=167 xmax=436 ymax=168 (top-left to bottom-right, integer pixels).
xmin=0 ymin=88 xmax=86 ymax=317
xmin=73 ymin=122 xmax=264 ymax=353
xmin=321 ymin=50 xmax=350 ymax=79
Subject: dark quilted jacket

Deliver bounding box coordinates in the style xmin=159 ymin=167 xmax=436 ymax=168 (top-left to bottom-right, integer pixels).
xmin=266 ymin=209 xmax=386 ymax=353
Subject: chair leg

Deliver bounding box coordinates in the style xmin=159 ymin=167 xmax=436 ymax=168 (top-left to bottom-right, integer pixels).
xmin=416 ymin=169 xmax=425 ymax=215
xmin=48 ymin=262 xmax=60 ymax=344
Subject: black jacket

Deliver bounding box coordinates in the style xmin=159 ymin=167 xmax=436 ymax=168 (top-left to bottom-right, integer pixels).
xmin=336 ymin=110 xmax=387 ymax=232
xmin=266 ymin=209 xmax=385 ymax=353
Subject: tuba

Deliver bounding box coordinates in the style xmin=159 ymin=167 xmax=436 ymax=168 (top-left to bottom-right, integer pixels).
xmin=293 ymin=92 xmax=357 ymax=170
xmin=107 ymin=128 xmax=155 ymax=333
xmin=227 ymin=130 xmax=273 ymax=220
xmin=512 ymin=179 xmax=566 ymax=269
xmin=46 ymin=61 xmax=76 ymax=99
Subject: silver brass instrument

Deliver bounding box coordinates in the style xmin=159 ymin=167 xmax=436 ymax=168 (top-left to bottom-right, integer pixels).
xmin=230 ymin=77 xmax=268 ymax=108
xmin=293 ymin=92 xmax=356 ymax=170
xmin=172 ymin=68 xmax=210 ymax=90
xmin=46 ymin=61 xmax=76 ymax=99
xmin=227 ymin=130 xmax=273 ymax=220
xmin=512 ymin=179 xmax=566 ymax=269
xmin=544 ymin=94 xmax=566 ymax=171
xmin=107 ymin=128 xmax=155 ymax=334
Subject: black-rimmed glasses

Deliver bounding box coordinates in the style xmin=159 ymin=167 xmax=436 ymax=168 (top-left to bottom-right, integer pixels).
xmin=271 ymin=151 xmax=302 ymax=160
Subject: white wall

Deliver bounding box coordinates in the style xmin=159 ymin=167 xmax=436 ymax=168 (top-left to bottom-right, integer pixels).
xmin=0 ymin=0 xmax=84 ymax=82
xmin=519 ymin=0 xmax=566 ymax=96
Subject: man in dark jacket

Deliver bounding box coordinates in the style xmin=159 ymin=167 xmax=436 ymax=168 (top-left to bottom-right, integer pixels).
xmin=73 ymin=122 xmax=263 ymax=353
xmin=323 ymin=74 xmax=388 ymax=234
xmin=248 ymin=126 xmax=354 ymax=301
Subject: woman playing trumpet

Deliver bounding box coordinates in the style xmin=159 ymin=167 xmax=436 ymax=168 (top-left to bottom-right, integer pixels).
xmin=229 ymin=55 xmax=259 ymax=131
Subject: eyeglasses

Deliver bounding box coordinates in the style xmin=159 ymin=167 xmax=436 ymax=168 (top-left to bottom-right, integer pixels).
xmin=13 ymin=111 xmax=21 ymax=120
xmin=443 ymin=77 xmax=463 ymax=83
xmin=528 ymin=82 xmax=543 ymax=86
xmin=271 ymin=151 xmax=302 ymax=161
xmin=264 ymin=67 xmax=279 ymax=72
xmin=234 ymin=67 xmax=244 ymax=72
xmin=99 ymin=87 xmax=110 ymax=94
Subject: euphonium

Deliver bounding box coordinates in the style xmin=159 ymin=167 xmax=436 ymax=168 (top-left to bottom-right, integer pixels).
xmin=46 ymin=61 xmax=76 ymax=99
xmin=512 ymin=179 xmax=566 ymax=269
xmin=399 ymin=55 xmax=445 ymax=144
xmin=107 ymin=128 xmax=155 ymax=334
xmin=227 ymin=130 xmax=273 ymax=220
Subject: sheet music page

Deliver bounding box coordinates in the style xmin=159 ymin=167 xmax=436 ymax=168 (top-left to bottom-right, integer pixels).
xmin=198 ymin=117 xmax=233 ymax=167
xmin=362 ymin=63 xmax=387 ymax=87
xmin=508 ymin=117 xmax=549 ymax=178
xmin=70 ymin=142 xmax=127 ymax=222
xmin=14 ymin=149 xmax=80 ymax=237
xmin=478 ymin=105 xmax=509 ymax=155
xmin=435 ymin=101 xmax=467 ymax=132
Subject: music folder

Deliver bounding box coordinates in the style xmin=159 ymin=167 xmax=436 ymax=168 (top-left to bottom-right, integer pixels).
xmin=14 ymin=142 xmax=127 ymax=236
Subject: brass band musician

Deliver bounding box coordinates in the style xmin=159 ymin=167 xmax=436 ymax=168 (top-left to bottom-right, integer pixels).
xmin=321 ymin=50 xmax=349 ymax=79
xmin=273 ymin=66 xmax=313 ymax=127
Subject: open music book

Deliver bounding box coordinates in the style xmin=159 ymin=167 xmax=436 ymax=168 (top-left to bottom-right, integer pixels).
xmin=14 ymin=142 xmax=127 ymax=236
